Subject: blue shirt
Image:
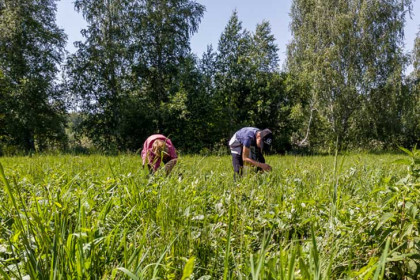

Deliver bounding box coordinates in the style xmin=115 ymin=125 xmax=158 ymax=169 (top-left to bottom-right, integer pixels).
xmin=235 ymin=127 xmax=259 ymax=148
xmin=229 ymin=127 xmax=259 ymax=155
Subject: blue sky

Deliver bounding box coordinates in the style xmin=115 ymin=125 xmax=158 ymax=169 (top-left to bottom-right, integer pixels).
xmin=57 ymin=0 xmax=419 ymax=70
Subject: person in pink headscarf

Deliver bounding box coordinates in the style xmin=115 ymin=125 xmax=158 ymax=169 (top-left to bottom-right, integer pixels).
xmin=141 ymin=134 xmax=177 ymax=174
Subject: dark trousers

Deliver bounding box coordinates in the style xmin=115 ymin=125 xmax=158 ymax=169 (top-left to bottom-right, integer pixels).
xmin=232 ymin=153 xmax=243 ymax=174
xmin=231 ymin=153 xmax=243 ymax=180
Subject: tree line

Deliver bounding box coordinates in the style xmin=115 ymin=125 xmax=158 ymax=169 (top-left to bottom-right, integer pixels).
xmin=0 ymin=0 xmax=419 ymax=155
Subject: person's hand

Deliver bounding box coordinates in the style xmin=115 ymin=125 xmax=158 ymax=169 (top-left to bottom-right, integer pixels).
xmin=260 ymin=163 xmax=272 ymax=172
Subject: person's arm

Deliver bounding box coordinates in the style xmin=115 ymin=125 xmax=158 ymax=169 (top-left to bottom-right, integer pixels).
xmin=242 ymin=146 xmax=271 ymax=171
xmin=148 ymin=154 xmax=160 ymax=172
xmin=141 ymin=141 xmax=149 ymax=166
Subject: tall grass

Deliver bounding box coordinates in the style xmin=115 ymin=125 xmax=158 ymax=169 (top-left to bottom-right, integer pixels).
xmin=0 ymin=153 xmax=418 ymax=279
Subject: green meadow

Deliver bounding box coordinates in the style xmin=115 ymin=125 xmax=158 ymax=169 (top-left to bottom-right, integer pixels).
xmin=0 ymin=152 xmax=419 ymax=279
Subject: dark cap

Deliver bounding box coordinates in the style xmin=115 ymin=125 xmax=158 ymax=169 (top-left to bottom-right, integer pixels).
xmin=259 ymin=128 xmax=273 ymax=151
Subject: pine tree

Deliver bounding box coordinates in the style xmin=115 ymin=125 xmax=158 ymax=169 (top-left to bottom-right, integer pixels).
xmin=214 ymin=11 xmax=253 ymax=136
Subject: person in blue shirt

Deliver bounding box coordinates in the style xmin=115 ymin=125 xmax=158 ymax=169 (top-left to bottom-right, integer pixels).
xmin=228 ymin=127 xmax=273 ymax=178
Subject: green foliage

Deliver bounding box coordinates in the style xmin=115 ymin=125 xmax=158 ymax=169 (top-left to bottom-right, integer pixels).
xmin=401 ymin=29 xmax=420 ymax=147
xmin=414 ymin=28 xmax=420 ymax=80
xmin=1 ymin=0 xmax=419 ymax=154
xmin=0 ymin=153 xmax=419 ymax=278
xmin=162 ymin=55 xmax=216 ymax=153
xmin=212 ymin=12 xmax=290 ymax=151
xmin=214 ymin=11 xmax=253 ymax=136
xmin=0 ymin=0 xmax=67 ymax=152
xmin=65 ymin=0 xmax=205 ymax=151
xmin=287 ymin=0 xmax=414 ymax=150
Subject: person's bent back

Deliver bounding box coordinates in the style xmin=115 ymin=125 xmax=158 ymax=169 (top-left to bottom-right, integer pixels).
xmin=141 ymin=134 xmax=177 ymax=174
xmin=228 ymin=127 xmax=272 ymax=179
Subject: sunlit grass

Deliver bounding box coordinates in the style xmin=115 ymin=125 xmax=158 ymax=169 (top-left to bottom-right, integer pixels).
xmin=0 ymin=153 xmax=418 ymax=279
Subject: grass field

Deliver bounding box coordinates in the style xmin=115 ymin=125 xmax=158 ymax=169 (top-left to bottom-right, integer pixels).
xmin=0 ymin=152 xmax=419 ymax=279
